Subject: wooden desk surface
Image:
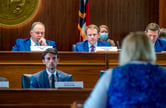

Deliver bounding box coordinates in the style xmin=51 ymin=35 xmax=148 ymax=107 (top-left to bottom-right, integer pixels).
xmin=0 ymin=88 xmax=91 ymax=108
xmin=156 ymin=53 xmax=166 ymax=67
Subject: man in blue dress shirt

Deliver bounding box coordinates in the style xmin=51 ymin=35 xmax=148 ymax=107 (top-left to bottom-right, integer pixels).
xmin=75 ymin=24 xmax=111 ymax=52
xmin=145 ymin=22 xmax=166 ymax=52
xmin=12 ymin=22 xmax=56 ymax=51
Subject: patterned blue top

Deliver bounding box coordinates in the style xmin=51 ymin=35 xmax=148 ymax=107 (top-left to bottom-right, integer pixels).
xmin=107 ymin=63 xmax=166 ymax=108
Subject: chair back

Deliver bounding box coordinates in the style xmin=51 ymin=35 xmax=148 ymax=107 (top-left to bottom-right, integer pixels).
xmin=99 ymin=70 xmax=105 ymax=78
xmin=72 ymin=44 xmax=76 ymax=52
xmin=0 ymin=77 xmax=8 ymax=81
xmin=22 ymin=74 xmax=32 ymax=88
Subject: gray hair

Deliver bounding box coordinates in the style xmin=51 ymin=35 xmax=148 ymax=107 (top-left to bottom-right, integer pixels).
xmin=31 ymin=22 xmax=45 ymax=31
xmin=119 ymin=32 xmax=156 ymax=65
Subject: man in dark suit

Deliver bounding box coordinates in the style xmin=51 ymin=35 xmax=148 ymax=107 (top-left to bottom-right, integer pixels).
xmin=12 ymin=22 xmax=56 ymax=51
xmin=75 ymin=24 xmax=111 ymax=52
xmin=30 ymin=48 xmax=73 ymax=88
xmin=145 ymin=22 xmax=166 ymax=52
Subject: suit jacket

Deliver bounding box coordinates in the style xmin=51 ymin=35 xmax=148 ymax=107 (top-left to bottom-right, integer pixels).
xmin=155 ymin=39 xmax=166 ymax=52
xmin=30 ymin=69 xmax=73 ymax=88
xmin=12 ymin=38 xmax=56 ymax=51
xmin=75 ymin=40 xmax=111 ymax=52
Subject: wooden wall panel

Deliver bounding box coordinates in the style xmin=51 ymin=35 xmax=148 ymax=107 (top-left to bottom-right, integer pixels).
xmin=159 ymin=0 xmax=166 ymax=27
xmin=0 ymin=0 xmax=159 ymax=51
xmin=0 ymin=0 xmax=80 ymax=51
xmin=90 ymin=0 xmax=159 ymax=46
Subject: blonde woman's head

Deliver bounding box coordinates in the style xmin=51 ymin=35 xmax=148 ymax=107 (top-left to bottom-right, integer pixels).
xmin=120 ymin=32 xmax=156 ymax=65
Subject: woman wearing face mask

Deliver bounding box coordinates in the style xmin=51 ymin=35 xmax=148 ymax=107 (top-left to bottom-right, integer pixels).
xmin=99 ymin=25 xmax=116 ymax=46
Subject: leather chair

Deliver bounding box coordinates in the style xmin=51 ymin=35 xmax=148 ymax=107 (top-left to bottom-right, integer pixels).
xmin=0 ymin=77 xmax=8 ymax=81
xmin=99 ymin=70 xmax=105 ymax=78
xmin=22 ymin=74 xmax=32 ymax=88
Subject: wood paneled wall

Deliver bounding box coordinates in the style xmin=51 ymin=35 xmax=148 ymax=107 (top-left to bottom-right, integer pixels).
xmin=0 ymin=0 xmax=159 ymax=51
xmin=90 ymin=0 xmax=159 ymax=46
xmin=159 ymin=0 xmax=166 ymax=27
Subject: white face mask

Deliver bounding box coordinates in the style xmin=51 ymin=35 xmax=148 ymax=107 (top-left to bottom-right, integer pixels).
xmin=100 ymin=33 xmax=108 ymax=40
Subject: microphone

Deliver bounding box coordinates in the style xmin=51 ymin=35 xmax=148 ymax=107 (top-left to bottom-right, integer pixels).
xmin=56 ymin=72 xmax=59 ymax=81
xmin=116 ymin=41 xmax=120 ymax=49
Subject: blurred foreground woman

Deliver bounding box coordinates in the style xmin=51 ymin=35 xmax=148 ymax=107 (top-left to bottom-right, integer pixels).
xmin=84 ymin=32 xmax=166 ymax=108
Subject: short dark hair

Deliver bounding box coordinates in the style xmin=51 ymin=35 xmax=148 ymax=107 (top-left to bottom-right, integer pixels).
xmin=42 ymin=48 xmax=59 ymax=60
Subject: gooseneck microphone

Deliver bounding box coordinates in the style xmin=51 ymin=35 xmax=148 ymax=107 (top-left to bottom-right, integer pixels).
xmin=116 ymin=41 xmax=120 ymax=49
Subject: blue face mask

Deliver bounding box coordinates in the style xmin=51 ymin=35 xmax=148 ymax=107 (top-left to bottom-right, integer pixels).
xmin=100 ymin=33 xmax=108 ymax=40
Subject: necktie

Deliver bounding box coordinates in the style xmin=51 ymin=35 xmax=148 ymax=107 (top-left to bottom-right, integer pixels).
xmin=91 ymin=45 xmax=95 ymax=52
xmin=35 ymin=43 xmax=41 ymax=46
xmin=51 ymin=74 xmax=55 ymax=88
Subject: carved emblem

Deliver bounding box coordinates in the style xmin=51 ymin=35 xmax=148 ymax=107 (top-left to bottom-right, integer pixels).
xmin=0 ymin=0 xmax=40 ymax=27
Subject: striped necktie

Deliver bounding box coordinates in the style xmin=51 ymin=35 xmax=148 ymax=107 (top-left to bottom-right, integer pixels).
xmin=90 ymin=45 xmax=95 ymax=52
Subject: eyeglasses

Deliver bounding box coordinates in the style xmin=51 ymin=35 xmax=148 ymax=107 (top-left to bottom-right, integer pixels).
xmin=34 ymin=32 xmax=45 ymax=35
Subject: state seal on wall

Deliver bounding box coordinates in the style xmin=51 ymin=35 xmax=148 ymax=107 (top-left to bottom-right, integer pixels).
xmin=0 ymin=0 xmax=40 ymax=27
